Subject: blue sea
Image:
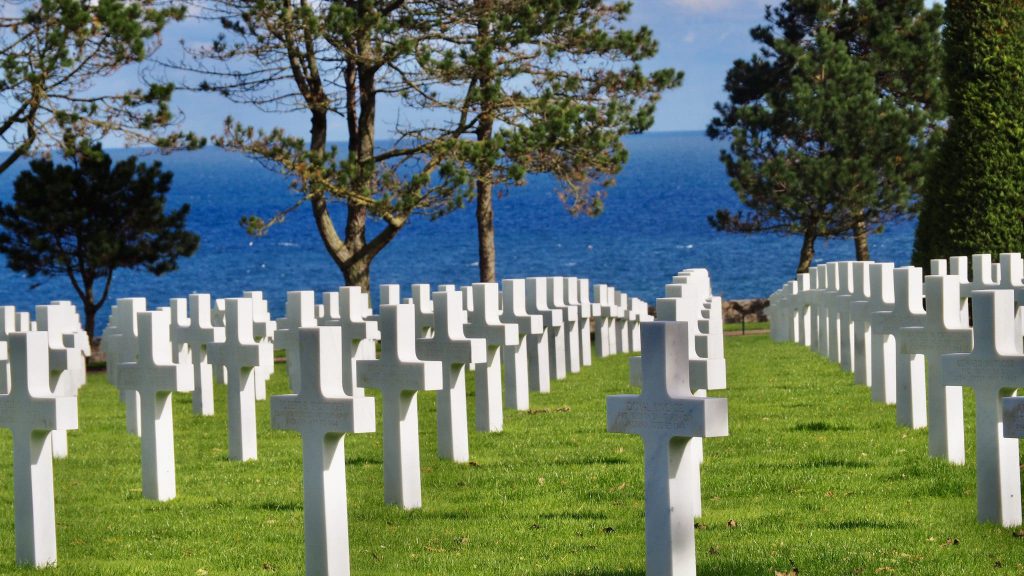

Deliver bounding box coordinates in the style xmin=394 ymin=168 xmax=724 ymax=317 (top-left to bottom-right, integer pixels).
xmin=0 ymin=131 xmax=916 ymax=331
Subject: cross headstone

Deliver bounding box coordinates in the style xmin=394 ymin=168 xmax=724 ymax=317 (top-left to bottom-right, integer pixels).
xmin=245 ymin=291 xmax=277 ymax=401
xmin=529 ymin=277 xmax=567 ymax=381
xmin=871 ymin=267 xmax=927 ymax=427
xmin=207 ymin=298 xmax=271 ymax=461
xmin=577 ymin=278 xmax=600 ymax=366
xmin=594 ymin=284 xmax=622 ymax=357
xmin=858 ymin=263 xmax=897 ymax=404
xmin=34 ymin=305 xmax=78 ymax=459
xmin=465 ymin=283 xmax=519 ymax=432
xmin=170 ymin=294 xmax=224 ymax=416
xmin=107 ymin=298 xmax=147 ymax=437
xmin=322 ymin=287 xmax=379 ymax=398
xmin=614 ymin=291 xmax=631 ymax=354
xmin=811 ymin=265 xmax=831 ymax=357
xmin=410 ymin=284 xmax=435 ymax=338
xmin=417 ymin=290 xmax=486 ymax=463
xmin=276 ymin=291 xmax=317 ymax=393
xmin=499 ymin=279 xmax=543 ymax=411
xmin=379 ymin=284 xmax=401 ymax=307
xmin=357 ymin=303 xmax=443 ymax=509
xmin=943 ymin=290 xmax=1022 ymax=526
xmin=849 ymin=261 xmax=873 ymax=386
xmin=118 ymin=310 xmax=194 ymax=500
xmin=525 ymin=278 xmax=563 ymax=393
xmin=607 ymin=321 xmax=728 ymax=576
xmin=899 ymin=274 xmax=973 ymax=464
xmin=0 ymin=331 xmax=78 ymax=567
xmin=833 ymin=261 xmax=856 ymax=371
xmin=548 ymin=277 xmax=581 ymax=374
xmin=271 ymin=326 xmax=376 ymax=576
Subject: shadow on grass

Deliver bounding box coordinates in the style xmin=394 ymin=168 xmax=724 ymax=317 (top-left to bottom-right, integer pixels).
xmin=539 ymin=511 xmax=608 ymax=521
xmin=793 ymin=421 xmax=850 ymax=432
xmin=804 ymin=456 xmax=870 ymax=468
xmin=253 ymin=500 xmax=302 ymax=512
xmin=542 ymin=556 xmax=773 ymax=576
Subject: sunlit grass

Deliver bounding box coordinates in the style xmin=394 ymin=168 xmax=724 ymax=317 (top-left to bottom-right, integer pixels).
xmin=0 ymin=335 xmax=1021 ymax=575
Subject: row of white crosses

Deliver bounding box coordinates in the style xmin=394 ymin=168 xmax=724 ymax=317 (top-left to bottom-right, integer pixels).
xmin=608 ymin=268 xmax=729 ymax=576
xmin=268 ymin=278 xmax=648 ymax=576
xmin=0 ymin=303 xmax=88 ymax=567
xmin=768 ymin=253 xmax=1024 ymax=527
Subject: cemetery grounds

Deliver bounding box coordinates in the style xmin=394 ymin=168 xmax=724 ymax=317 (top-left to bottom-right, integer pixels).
xmin=0 ymin=335 xmax=1021 ymax=575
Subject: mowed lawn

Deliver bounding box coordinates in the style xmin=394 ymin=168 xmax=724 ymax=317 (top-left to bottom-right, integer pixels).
xmin=0 ymin=335 xmax=1022 ymax=575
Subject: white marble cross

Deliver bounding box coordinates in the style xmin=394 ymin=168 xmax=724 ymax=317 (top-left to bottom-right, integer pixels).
xmin=499 ymin=279 xmax=543 ymax=411
xmin=577 ymin=279 xmax=599 ymax=366
xmin=276 ymin=291 xmax=317 ymax=393
xmin=858 ymin=263 xmax=897 ymax=404
xmin=899 ymin=274 xmax=973 ymax=464
xmin=271 ymin=325 xmax=376 ymax=576
xmin=118 ymin=310 xmax=194 ymax=501
xmin=34 ymin=304 xmax=80 ymax=459
xmin=107 ymin=298 xmax=147 ymax=437
xmin=525 ymin=278 xmax=563 ymax=393
xmin=607 ymin=321 xmax=728 ymax=576
xmin=871 ymin=267 xmax=927 ymax=427
xmin=379 ymin=284 xmax=401 ymax=307
xmin=357 ymin=303 xmax=442 ymax=509
xmin=548 ymin=277 xmax=582 ymax=374
xmin=832 ymin=261 xmax=855 ymax=371
xmin=410 ymin=284 xmax=435 ymax=338
xmin=849 ymin=261 xmax=873 ymax=386
xmin=418 ymin=290 xmax=486 ymax=463
xmin=0 ymin=331 xmax=78 ymax=567
xmin=464 ymin=283 xmax=519 ymax=432
xmin=170 ymin=294 xmax=224 ymax=416
xmin=593 ymin=284 xmax=619 ymax=357
xmin=245 ymin=291 xmax=277 ymax=401
xmin=207 ymin=298 xmax=271 ymax=461
xmin=943 ymin=290 xmax=1022 ymax=526
xmin=811 ymin=265 xmax=831 ymax=357
xmin=323 ymin=287 xmax=379 ymax=398
xmin=529 ymin=277 xmax=567 ymax=381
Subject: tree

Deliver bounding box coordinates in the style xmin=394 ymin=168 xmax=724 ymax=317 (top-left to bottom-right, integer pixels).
xmin=166 ymin=1 xmax=482 ymax=290
xmin=0 ymin=144 xmax=199 ymax=343
xmin=0 ymin=0 xmax=196 ymax=175
xmin=912 ymin=1 xmax=1024 ymax=266
xmin=707 ymin=0 xmax=944 ymax=273
xmin=420 ymin=1 xmax=682 ymax=282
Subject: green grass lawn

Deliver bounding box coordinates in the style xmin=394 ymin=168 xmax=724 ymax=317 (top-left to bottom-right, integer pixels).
xmin=1 ymin=336 xmax=1022 ymax=575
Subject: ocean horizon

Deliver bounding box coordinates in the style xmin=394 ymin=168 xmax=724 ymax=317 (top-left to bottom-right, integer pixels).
xmin=0 ymin=131 xmax=917 ymax=330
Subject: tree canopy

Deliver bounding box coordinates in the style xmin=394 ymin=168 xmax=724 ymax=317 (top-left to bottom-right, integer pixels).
xmin=707 ymin=0 xmax=944 ymax=273
xmin=0 ymin=0 xmax=196 ymax=175
xmin=912 ymin=0 xmax=1024 ymax=266
xmin=0 ymin=144 xmax=199 ymax=341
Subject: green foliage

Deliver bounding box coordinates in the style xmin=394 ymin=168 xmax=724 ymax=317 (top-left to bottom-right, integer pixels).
xmin=0 ymin=0 xmax=197 ymax=175
xmin=0 ymin=338 xmax=1021 ymax=574
xmin=912 ymin=1 xmax=1024 ymax=266
xmin=708 ymin=0 xmax=944 ymax=273
xmin=0 ymin=143 xmax=199 ymax=339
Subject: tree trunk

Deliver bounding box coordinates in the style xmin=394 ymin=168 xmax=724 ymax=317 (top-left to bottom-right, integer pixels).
xmin=854 ymin=218 xmax=870 ymax=261
xmin=83 ymin=304 xmax=97 ymax=351
xmin=476 ymin=178 xmax=496 ymax=282
xmin=797 ymin=229 xmax=817 ymax=273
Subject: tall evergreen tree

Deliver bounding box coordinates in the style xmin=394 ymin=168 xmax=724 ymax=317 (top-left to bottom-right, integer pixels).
xmin=0 ymin=144 xmax=199 ymax=343
xmin=912 ymin=0 xmax=1024 ymax=266
xmin=708 ymin=0 xmax=944 ymax=273
xmin=422 ymin=1 xmax=681 ymax=282
xmin=0 ymin=0 xmax=195 ymax=175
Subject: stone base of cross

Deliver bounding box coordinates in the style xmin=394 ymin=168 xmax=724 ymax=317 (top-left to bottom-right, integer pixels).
xmin=608 ymin=321 xmax=728 ymax=576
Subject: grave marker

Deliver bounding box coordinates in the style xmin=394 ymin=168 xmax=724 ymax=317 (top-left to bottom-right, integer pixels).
xmin=271 ymin=326 xmax=376 ymax=576
xmin=357 ymin=303 xmax=442 ymax=508
xmin=499 ymin=279 xmax=543 ymax=411
xmin=118 ymin=310 xmax=194 ymax=500
xmin=899 ymin=275 xmax=973 ymax=464
xmin=465 ymin=283 xmax=519 ymax=432
xmin=172 ymin=294 xmax=224 ymax=416
xmin=107 ymin=298 xmax=146 ymax=437
xmin=418 ymin=291 xmax=486 ymax=463
xmin=943 ymin=290 xmax=1022 ymax=526
xmin=525 ymin=278 xmax=562 ymax=393
xmin=323 ymin=287 xmax=379 ymax=398
xmin=207 ymin=298 xmax=270 ymax=461
xmin=608 ymin=321 xmax=728 ymax=576
xmin=548 ymin=277 xmax=582 ymax=374
xmin=871 ymin=267 xmax=927 ymax=426
xmin=276 ymin=291 xmax=317 ymax=393
xmin=0 ymin=332 xmax=78 ymax=567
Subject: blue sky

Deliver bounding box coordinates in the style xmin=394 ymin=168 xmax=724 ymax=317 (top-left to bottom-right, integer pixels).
xmin=157 ymin=0 xmax=784 ymax=141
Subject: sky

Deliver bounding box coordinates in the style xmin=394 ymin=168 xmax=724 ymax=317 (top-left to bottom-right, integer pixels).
xmin=5 ymin=0 xmax=943 ymax=148
xmin=151 ymin=0 xmax=784 ymax=142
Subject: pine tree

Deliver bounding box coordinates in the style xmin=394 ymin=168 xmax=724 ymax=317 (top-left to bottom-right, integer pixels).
xmin=708 ymin=0 xmax=944 ymax=273
xmin=912 ymin=0 xmax=1024 ymax=265
xmin=0 ymin=144 xmax=199 ymax=343
xmin=0 ymin=0 xmax=195 ymax=175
